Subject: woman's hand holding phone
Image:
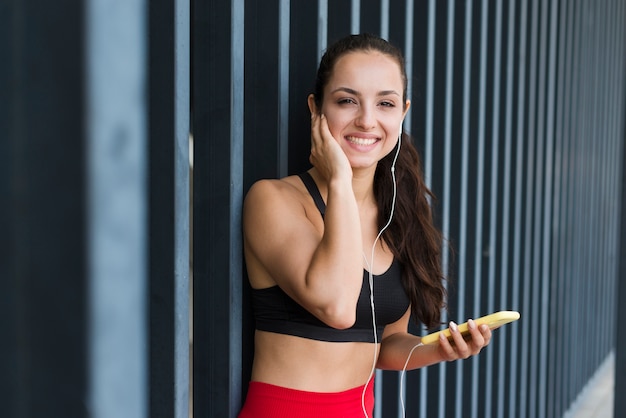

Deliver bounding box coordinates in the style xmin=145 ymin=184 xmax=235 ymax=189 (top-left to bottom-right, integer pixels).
xmin=421 ymin=311 xmax=520 ymax=361
xmin=435 ymin=318 xmax=492 ymax=360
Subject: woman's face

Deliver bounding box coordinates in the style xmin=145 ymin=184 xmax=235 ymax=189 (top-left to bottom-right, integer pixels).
xmin=315 ymin=51 xmax=410 ymax=170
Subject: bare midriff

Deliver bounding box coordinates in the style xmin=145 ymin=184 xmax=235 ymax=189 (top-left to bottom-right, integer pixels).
xmin=250 ymin=330 xmax=380 ymax=392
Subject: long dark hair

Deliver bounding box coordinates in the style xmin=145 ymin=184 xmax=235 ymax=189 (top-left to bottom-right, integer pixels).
xmin=313 ymin=33 xmax=446 ymax=329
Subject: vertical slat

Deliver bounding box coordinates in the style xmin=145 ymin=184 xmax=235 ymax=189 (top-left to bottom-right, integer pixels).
xmin=496 ymin=2 xmax=516 ymax=417
xmin=1 ymin=1 xmax=88 ymax=417
xmin=552 ymin=0 xmax=570 ymax=415
xmin=86 ymin=1 xmax=148 ymax=417
xmin=0 ymin=2 xmax=15 ymax=412
xmin=358 ymin=0 xmax=381 ymax=35
xmin=423 ymin=0 xmax=436 ymax=189
xmin=559 ymin=0 xmax=576 ymax=411
xmin=279 ymin=0 xmax=290 ymax=178
xmin=485 ymin=2 xmax=503 ymax=416
xmin=528 ymin=0 xmax=544 ymax=414
xmin=230 ymin=4 xmax=245 ymax=416
xmin=591 ymin=0 xmax=605 ymax=368
xmin=287 ymin=1 xmax=319 ymax=174
xmin=530 ymin=2 xmax=552 ymax=417
xmin=541 ymin=0 xmax=558 ymax=415
xmin=243 ymin=0 xmax=281 ymax=181
xmin=578 ymin=4 xmax=594 ymax=408
xmin=419 ymin=2 xmax=436 ymax=417
xmin=403 ymin=0 xmax=415 ymax=134
xmin=191 ymin=0 xmax=244 ymax=416
xmin=327 ymin=0 xmax=351 ymax=43
xmin=511 ymin=0 xmax=529 ymax=415
xmin=577 ymin=0 xmax=591 ymax=389
xmin=614 ymin=0 xmax=626 ymax=414
xmin=602 ymin=0 xmax=616 ymax=357
xmin=566 ymin=0 xmax=578 ymax=403
xmin=594 ymin=0 xmax=606 ymax=365
xmin=470 ymin=2 xmax=489 ymax=416
xmin=173 ymin=0 xmax=191 ymax=412
xmin=147 ymin=0 xmax=190 ymax=415
xmin=380 ymin=0 xmax=390 ymax=39
xmin=565 ymin=0 xmax=582 ymax=405
xmin=455 ymin=2 xmax=473 ymax=416
xmin=351 ymin=0 xmax=360 ymax=34
xmin=318 ymin=0 xmax=328 ymax=61
xmin=521 ymin=0 xmax=539 ymax=414
xmin=436 ymin=1 xmax=455 ymax=417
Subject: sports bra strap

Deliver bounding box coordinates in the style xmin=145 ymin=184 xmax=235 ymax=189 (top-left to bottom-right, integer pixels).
xmin=298 ymin=172 xmax=326 ymax=218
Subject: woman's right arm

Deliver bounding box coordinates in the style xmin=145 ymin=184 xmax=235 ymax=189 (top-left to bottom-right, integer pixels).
xmin=243 ymin=174 xmax=362 ymax=329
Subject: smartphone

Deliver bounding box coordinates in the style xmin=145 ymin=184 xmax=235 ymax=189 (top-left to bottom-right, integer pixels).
xmin=420 ymin=310 xmax=520 ymax=345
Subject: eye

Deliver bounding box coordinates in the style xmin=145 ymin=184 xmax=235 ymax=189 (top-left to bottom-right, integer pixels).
xmin=337 ymin=98 xmax=357 ymax=105
xmin=379 ymin=101 xmax=396 ymax=107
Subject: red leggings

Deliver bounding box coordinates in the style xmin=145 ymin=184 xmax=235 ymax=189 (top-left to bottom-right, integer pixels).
xmin=238 ymin=378 xmax=375 ymax=418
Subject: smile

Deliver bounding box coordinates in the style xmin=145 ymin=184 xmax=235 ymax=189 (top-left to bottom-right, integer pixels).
xmin=345 ymin=136 xmax=379 ymax=146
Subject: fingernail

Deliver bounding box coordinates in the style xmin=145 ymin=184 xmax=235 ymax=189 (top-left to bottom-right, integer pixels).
xmin=468 ymin=319 xmax=476 ymax=329
xmin=450 ymin=321 xmax=458 ymax=332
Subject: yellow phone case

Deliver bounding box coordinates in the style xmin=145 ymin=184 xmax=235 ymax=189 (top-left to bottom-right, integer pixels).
xmin=420 ymin=310 xmax=520 ymax=345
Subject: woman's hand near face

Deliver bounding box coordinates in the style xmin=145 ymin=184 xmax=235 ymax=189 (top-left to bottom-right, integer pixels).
xmin=436 ymin=319 xmax=492 ymax=361
xmin=309 ymin=113 xmax=352 ymax=182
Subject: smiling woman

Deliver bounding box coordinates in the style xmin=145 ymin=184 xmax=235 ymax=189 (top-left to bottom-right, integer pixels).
xmin=238 ymin=33 xmax=492 ymax=418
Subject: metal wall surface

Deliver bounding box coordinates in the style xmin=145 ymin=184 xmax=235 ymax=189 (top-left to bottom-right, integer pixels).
xmin=192 ymin=0 xmax=626 ymax=417
xmin=4 ymin=0 xmax=623 ymax=417
xmin=1 ymin=1 xmax=88 ymax=416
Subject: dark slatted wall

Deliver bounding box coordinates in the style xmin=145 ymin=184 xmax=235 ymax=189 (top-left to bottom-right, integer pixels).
xmin=3 ymin=0 xmax=624 ymax=417
xmin=192 ymin=1 xmax=626 ymax=417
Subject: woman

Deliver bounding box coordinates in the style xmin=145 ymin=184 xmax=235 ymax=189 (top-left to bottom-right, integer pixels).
xmin=239 ymin=33 xmax=491 ymax=418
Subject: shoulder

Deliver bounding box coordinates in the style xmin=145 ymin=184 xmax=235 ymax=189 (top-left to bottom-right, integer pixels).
xmin=244 ymin=175 xmax=306 ymax=209
xmin=243 ymin=175 xmax=313 ymax=227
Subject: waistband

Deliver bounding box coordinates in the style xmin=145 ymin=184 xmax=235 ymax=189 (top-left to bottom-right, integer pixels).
xmin=238 ymin=378 xmax=375 ymax=418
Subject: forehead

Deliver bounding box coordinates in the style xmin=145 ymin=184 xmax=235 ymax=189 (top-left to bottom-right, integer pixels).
xmin=326 ymin=51 xmax=404 ymax=92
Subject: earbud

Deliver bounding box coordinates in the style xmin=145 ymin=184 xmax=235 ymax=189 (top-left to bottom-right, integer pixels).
xmin=399 ymin=121 xmax=403 ymax=138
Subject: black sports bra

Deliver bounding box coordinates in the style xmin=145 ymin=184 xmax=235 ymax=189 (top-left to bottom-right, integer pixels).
xmin=250 ymin=172 xmax=410 ymax=343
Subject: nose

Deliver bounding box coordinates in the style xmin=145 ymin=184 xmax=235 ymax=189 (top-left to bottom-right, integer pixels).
xmin=355 ymin=106 xmax=376 ymax=130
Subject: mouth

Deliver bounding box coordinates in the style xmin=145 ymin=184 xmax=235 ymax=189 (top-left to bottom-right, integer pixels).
xmin=345 ymin=136 xmax=380 ymax=146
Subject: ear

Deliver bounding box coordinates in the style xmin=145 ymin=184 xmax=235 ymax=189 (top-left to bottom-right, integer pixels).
xmin=400 ymin=100 xmax=411 ymax=135
xmin=402 ymin=100 xmax=411 ymax=118
xmin=307 ymin=94 xmax=318 ymax=117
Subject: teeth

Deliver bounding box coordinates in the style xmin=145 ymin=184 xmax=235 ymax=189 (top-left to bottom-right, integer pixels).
xmin=346 ymin=136 xmax=378 ymax=146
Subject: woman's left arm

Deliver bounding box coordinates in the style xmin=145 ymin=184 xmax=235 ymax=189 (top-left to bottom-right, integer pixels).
xmin=377 ymin=308 xmax=492 ymax=371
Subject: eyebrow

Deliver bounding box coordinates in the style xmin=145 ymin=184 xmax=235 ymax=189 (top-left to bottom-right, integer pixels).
xmin=330 ymin=87 xmax=401 ymax=97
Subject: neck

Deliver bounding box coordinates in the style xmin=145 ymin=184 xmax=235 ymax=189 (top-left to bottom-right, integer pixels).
xmin=350 ymin=166 xmax=377 ymax=208
xmin=308 ymin=166 xmax=378 ymax=208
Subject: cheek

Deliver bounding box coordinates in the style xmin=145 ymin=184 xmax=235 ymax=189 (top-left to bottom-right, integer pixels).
xmin=322 ymin=114 xmax=346 ymax=140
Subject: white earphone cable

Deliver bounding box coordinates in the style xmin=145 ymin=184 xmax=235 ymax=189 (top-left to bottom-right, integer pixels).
xmin=399 ymin=342 xmax=424 ymax=418
xmin=360 ymin=131 xmax=402 ymax=417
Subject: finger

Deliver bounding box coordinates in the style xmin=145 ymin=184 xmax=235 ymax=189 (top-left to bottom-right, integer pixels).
xmin=318 ymin=114 xmax=333 ymax=143
xmin=438 ymin=331 xmax=457 ymax=361
xmin=466 ymin=319 xmax=486 ymax=354
xmin=479 ymin=323 xmax=492 ymax=346
xmin=310 ymin=114 xmax=322 ymax=152
xmin=448 ymin=321 xmax=471 ymax=359
xmin=310 ymin=113 xmax=320 ymax=136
